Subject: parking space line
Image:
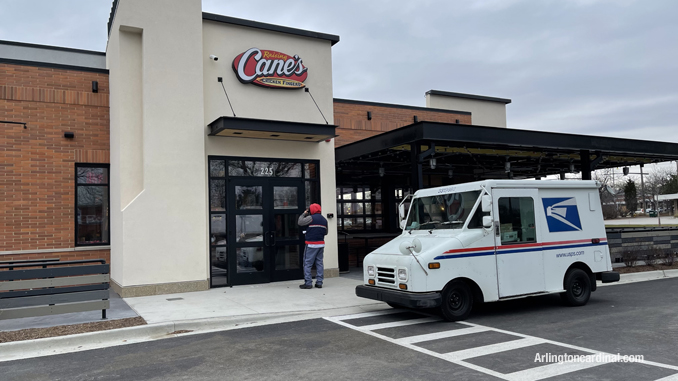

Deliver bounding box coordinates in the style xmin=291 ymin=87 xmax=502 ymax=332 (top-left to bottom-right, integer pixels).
xmin=504 ymin=354 xmax=609 ymax=381
xmin=329 ymin=310 xmax=401 ymax=321
xmin=326 ymin=313 xmax=678 ymax=381
xmin=654 ymin=374 xmax=678 ymax=381
xmin=325 ymin=315 xmax=510 ymax=380
xmin=396 ymin=326 xmax=491 ymax=345
xmin=358 ymin=317 xmax=440 ymax=331
xmin=444 ymin=337 xmax=546 ymax=361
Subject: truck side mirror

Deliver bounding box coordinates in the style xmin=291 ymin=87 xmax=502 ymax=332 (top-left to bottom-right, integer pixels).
xmin=481 ymin=195 xmax=492 ymax=212
xmin=482 ymin=216 xmax=493 ymax=228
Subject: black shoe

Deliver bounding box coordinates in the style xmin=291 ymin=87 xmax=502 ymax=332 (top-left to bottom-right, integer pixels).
xmin=314 ymin=284 xmax=322 ymax=289
xmin=299 ymin=284 xmax=312 ymax=289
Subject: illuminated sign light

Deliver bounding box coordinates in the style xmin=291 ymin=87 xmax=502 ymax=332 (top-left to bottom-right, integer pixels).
xmin=232 ymin=48 xmax=308 ymax=90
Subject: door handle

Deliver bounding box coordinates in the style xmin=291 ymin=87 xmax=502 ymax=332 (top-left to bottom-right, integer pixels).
xmin=270 ymin=231 xmax=276 ymax=246
xmin=264 ymin=231 xmax=271 ymax=247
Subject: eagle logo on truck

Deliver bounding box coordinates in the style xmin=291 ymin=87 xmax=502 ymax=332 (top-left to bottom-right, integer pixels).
xmin=232 ymin=48 xmax=308 ymax=89
xmin=542 ymin=197 xmax=582 ymax=232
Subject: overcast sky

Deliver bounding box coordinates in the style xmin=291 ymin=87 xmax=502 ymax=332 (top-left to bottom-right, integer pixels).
xmin=1 ymin=0 xmax=677 ymax=145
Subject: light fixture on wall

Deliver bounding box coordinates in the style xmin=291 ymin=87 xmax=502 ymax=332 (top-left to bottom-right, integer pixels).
xmin=367 ymin=111 xmax=372 ymax=120
xmin=64 ymin=132 xmax=75 ymax=139
xmin=429 ymin=158 xmax=437 ymax=169
xmin=623 ymin=166 xmax=630 ymax=176
xmin=569 ymin=161 xmax=575 ymax=173
xmin=504 ymin=161 xmax=511 ymax=173
xmin=379 ymin=167 xmax=385 ymax=177
xmin=92 ymin=81 xmax=98 ymax=93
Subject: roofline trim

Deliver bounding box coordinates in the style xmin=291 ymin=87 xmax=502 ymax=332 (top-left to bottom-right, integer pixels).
xmin=0 ymin=40 xmax=105 ymax=56
xmin=426 ymin=90 xmax=512 ymax=104
xmin=333 ymin=98 xmax=472 ymax=116
xmin=202 ymin=12 xmax=340 ymax=46
xmin=0 ymin=58 xmax=109 ymax=74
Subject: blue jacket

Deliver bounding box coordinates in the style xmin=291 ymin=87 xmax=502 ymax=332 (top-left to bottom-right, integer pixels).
xmin=301 ymin=213 xmax=328 ymax=245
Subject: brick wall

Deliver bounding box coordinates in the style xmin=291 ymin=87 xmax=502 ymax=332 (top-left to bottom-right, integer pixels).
xmin=0 ymin=63 xmax=110 ymax=263
xmin=333 ymin=100 xmax=472 ymax=147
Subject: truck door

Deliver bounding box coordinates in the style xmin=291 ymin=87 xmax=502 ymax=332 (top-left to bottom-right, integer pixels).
xmin=492 ymin=189 xmax=545 ymax=297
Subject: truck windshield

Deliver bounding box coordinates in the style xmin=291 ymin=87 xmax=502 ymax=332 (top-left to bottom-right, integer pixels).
xmin=405 ymin=191 xmax=482 ymax=231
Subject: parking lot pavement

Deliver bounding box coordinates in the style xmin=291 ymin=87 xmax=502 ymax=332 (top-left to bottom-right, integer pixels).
xmin=326 ymin=306 xmax=678 ymax=381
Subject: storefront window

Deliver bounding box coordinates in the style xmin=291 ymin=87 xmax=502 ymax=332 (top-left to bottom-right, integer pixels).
xmin=336 ymin=185 xmax=383 ymax=231
xmin=76 ymin=164 xmax=109 ymax=245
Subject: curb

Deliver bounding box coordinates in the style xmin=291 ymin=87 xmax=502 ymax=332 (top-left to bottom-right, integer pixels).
xmin=0 ymin=304 xmax=388 ymax=363
xmin=598 ymin=268 xmax=678 ymax=287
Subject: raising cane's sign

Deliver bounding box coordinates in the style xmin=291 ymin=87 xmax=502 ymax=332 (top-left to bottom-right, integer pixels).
xmin=232 ymin=47 xmax=308 ymax=89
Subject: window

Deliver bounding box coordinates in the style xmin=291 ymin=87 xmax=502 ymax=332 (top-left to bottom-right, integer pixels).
xmin=336 ymin=186 xmax=383 ymax=231
xmin=497 ymin=197 xmax=536 ymax=244
xmin=76 ymin=164 xmax=110 ymax=245
xmin=404 ymin=191 xmax=481 ymax=231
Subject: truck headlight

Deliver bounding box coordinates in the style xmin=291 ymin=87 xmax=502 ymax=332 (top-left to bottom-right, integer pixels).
xmin=398 ymin=268 xmax=408 ymax=281
xmin=367 ymin=266 xmax=375 ymax=277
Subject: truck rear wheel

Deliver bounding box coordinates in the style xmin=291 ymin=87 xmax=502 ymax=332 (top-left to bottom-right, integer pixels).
xmin=561 ymin=268 xmax=591 ymax=306
xmin=441 ymin=280 xmax=473 ymax=321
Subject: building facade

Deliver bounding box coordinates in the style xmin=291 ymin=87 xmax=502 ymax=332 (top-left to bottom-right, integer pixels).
xmin=1 ymin=0 xmax=516 ymax=297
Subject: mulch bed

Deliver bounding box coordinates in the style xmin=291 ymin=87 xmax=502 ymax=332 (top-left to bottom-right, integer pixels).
xmin=616 ymin=262 xmax=678 ymax=274
xmin=0 ymin=316 xmax=146 ymax=344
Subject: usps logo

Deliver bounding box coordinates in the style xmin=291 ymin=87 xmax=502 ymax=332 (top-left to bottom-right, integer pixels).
xmin=542 ymin=198 xmax=582 ymax=232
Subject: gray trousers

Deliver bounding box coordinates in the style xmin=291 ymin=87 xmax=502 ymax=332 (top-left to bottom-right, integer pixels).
xmin=303 ymin=245 xmax=324 ymax=286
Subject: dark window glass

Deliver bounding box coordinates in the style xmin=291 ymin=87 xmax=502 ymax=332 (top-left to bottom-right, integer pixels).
xmin=236 ymin=215 xmax=263 ymax=242
xmin=210 ymin=160 xmax=225 ymax=177
xmin=275 ymin=214 xmax=300 ymax=239
xmin=228 ymin=161 xmax=302 ymax=177
xmin=210 ymin=180 xmax=226 ymax=211
xmin=237 ymin=247 xmax=265 ymax=273
xmin=304 ymin=163 xmax=318 ymax=179
xmin=498 ymin=197 xmax=536 ymax=244
xmin=235 ymin=186 xmax=262 ymax=209
xmin=77 ymin=167 xmax=108 ymax=184
xmin=275 ymin=245 xmax=301 ymax=270
xmin=76 ymin=165 xmax=109 ymax=245
xmin=274 ymin=186 xmax=298 ymax=209
xmin=305 ymin=181 xmax=319 ymax=208
xmin=210 ymin=214 xmax=226 ymax=245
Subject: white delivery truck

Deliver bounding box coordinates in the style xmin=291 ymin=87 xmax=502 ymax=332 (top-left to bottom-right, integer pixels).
xmin=356 ymin=180 xmax=620 ymax=321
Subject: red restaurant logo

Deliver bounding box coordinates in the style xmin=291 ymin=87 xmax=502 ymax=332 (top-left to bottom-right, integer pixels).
xmin=232 ymin=48 xmax=308 ymax=89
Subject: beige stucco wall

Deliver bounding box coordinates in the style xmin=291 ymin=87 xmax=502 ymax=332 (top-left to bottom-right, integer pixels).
xmin=107 ymin=0 xmax=208 ymax=291
xmin=202 ymin=20 xmax=338 ymax=270
xmin=426 ymin=94 xmax=508 ymax=128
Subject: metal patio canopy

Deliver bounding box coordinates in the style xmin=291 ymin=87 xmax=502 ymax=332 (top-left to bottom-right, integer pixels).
xmin=335 ymin=121 xmax=678 ymax=190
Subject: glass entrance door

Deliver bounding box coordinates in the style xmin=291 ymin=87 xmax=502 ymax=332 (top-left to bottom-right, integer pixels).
xmin=228 ymin=178 xmax=305 ymax=285
xmin=208 ymin=157 xmax=319 ymax=287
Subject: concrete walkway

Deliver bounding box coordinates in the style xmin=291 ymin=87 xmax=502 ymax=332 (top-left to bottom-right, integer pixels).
xmin=124 ymin=274 xmax=376 ymax=325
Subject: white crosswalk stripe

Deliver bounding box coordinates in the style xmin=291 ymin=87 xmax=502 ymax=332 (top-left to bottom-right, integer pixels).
xmin=443 ymin=336 xmax=545 ymax=362
xmin=325 ymin=310 xmax=678 ymax=381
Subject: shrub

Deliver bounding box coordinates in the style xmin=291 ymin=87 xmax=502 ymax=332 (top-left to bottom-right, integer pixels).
xmin=622 ymin=250 xmax=639 ymax=267
xmin=661 ymin=250 xmax=676 ymax=266
xmin=645 ymin=247 xmax=660 ymax=266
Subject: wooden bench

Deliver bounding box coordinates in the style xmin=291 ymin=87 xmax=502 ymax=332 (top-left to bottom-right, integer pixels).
xmin=0 ymin=259 xmax=110 ymax=320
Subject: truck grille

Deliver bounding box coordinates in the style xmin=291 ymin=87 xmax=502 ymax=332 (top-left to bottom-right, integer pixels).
xmin=377 ymin=267 xmax=396 ymax=285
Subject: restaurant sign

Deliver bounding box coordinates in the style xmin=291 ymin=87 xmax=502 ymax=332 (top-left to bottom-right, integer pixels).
xmin=232 ymin=48 xmax=308 ymax=89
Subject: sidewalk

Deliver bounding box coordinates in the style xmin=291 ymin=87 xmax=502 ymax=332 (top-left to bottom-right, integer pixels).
xmin=0 ymin=269 xmax=389 ymax=362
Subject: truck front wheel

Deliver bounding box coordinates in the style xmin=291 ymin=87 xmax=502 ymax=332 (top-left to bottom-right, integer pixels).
xmin=441 ymin=280 xmax=473 ymax=321
xmin=561 ymin=268 xmax=591 ymax=306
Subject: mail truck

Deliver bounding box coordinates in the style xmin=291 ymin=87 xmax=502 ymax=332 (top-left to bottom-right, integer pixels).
xmin=356 ymin=180 xmax=620 ymax=321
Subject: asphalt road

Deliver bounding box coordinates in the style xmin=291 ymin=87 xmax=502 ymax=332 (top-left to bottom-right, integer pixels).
xmin=2 ymin=278 xmax=678 ymax=381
